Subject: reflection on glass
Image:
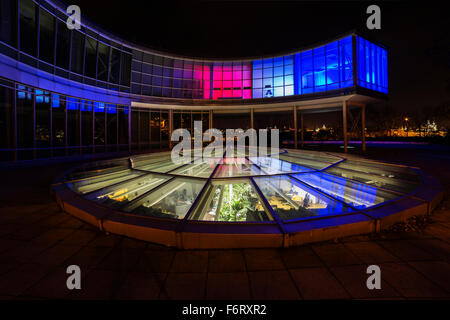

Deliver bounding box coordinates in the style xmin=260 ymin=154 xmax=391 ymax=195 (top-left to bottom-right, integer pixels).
xmin=171 ymin=159 xmax=217 ymax=178
xmin=191 ymin=181 xmax=270 ymax=222
xmin=253 ymin=175 xmax=352 ymax=220
xmin=279 ymin=154 xmax=333 ymax=170
xmin=67 ymin=169 xmax=144 ymax=194
xmin=214 ymin=158 xmax=263 ymax=177
xmin=249 ymin=156 xmax=312 ymax=174
xmin=85 ymin=173 xmax=170 ymax=208
xmin=123 ymin=178 xmax=205 ymax=219
xmin=327 ymin=160 xmax=422 ymax=193
xmin=135 ymin=157 xmax=185 ymax=173
xmin=293 ymin=172 xmax=399 ymax=208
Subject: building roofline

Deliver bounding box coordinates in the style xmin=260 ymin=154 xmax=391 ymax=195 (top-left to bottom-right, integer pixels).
xmin=47 ymin=1 xmax=386 ymax=62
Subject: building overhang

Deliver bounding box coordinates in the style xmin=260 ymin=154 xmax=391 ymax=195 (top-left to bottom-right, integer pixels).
xmin=132 ymin=91 xmax=384 ymax=114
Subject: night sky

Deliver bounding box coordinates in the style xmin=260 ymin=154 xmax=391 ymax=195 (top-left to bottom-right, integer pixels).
xmin=69 ymin=0 xmax=449 ymax=116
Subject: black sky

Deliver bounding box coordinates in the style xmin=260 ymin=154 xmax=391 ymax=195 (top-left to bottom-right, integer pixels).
xmin=68 ymin=0 xmax=449 ymax=114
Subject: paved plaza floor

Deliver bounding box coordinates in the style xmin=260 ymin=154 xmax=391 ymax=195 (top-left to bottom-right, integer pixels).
xmin=1 ymin=144 xmax=450 ymax=299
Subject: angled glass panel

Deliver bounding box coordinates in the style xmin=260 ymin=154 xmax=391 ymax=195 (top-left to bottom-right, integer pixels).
xmin=249 ymin=156 xmax=313 ymax=174
xmin=326 ymin=160 xmax=422 ymax=194
xmin=66 ymin=169 xmax=145 ymax=195
xmin=285 ymin=149 xmax=342 ymax=164
xmin=189 ymin=180 xmax=270 ymax=222
xmin=84 ymin=173 xmax=170 ymax=208
xmin=123 ymin=177 xmax=206 ymax=219
xmin=171 ymin=159 xmax=217 ymax=178
xmin=253 ymin=175 xmax=353 ymax=221
xmin=279 ymin=154 xmax=332 ymax=170
xmin=292 ymin=172 xmax=399 ymax=209
xmin=134 ymin=157 xmax=185 ymax=173
xmin=214 ymin=158 xmax=263 ymax=177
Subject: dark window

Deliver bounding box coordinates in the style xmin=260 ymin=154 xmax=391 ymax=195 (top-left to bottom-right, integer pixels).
xmin=160 ymin=111 xmax=169 ymax=148
xmin=94 ymin=102 xmax=105 ymax=145
xmin=139 ymin=110 xmax=149 ymax=149
xmin=109 ymin=48 xmax=120 ymax=84
xmin=39 ymin=8 xmax=55 ymax=64
xmin=56 ymin=20 xmax=70 ymax=70
xmin=51 ymin=94 xmax=65 ymax=150
xmin=120 ymin=53 xmax=131 ymax=86
xmin=151 ymin=111 xmax=160 ymax=147
xmin=107 ymin=105 xmax=117 ymax=146
xmin=0 ymin=86 xmax=14 ymax=159
xmin=131 ymin=109 xmax=139 ymax=149
xmin=118 ymin=106 xmax=128 ymax=146
xmin=70 ymin=31 xmax=84 ymax=74
xmin=19 ymin=0 xmax=37 ymax=56
xmin=35 ymin=90 xmax=51 ymax=148
xmin=97 ymin=42 xmax=109 ymax=82
xmin=81 ymin=101 xmax=93 ymax=146
xmin=84 ymin=36 xmax=97 ymax=79
xmin=67 ymin=97 xmax=80 ymax=147
xmin=16 ymin=86 xmax=34 ymax=148
xmin=0 ymin=0 xmax=17 ymax=48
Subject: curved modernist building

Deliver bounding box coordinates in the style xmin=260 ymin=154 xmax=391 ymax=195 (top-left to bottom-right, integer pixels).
xmin=0 ymin=0 xmax=388 ymax=161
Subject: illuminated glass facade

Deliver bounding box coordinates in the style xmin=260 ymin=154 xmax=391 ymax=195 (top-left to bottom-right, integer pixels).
xmin=357 ymin=36 xmax=388 ymax=93
xmin=0 ymin=0 xmax=388 ymax=162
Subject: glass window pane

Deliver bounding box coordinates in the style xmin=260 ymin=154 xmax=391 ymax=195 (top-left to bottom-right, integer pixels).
xmin=253 ymin=175 xmax=353 ymax=221
xmin=190 ymin=181 xmax=270 ymax=222
xmin=19 ymin=0 xmax=36 ymax=56
xmin=97 ymin=42 xmax=110 ymax=82
xmin=123 ymin=177 xmax=206 ymax=219
xmin=70 ymin=31 xmax=84 ymax=74
xmin=39 ymin=8 xmax=55 ymax=64
xmin=56 ymin=20 xmax=70 ymax=70
xmin=84 ymin=36 xmax=97 ymax=78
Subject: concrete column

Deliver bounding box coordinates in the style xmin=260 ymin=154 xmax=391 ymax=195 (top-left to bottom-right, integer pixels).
xmin=343 ymin=101 xmax=348 ymax=153
xmin=293 ymin=106 xmax=298 ymax=149
xmin=361 ymin=104 xmax=366 ymax=152
xmin=300 ymin=112 xmax=304 ymax=148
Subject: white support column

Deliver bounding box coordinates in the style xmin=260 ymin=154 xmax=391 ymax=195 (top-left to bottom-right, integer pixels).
xmin=343 ymin=101 xmax=348 ymax=153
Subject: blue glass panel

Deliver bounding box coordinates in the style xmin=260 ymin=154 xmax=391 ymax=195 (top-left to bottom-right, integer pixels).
xmin=294 ymin=53 xmax=301 ymax=95
xmin=81 ymin=101 xmax=92 ymax=112
xmin=284 ymin=55 xmax=294 ymax=65
xmin=284 ymin=75 xmax=293 ymax=86
xmin=263 ymin=58 xmax=273 ymax=68
xmin=274 ymin=57 xmax=283 ymax=67
xmin=52 ymin=94 xmax=60 ymax=108
xmin=106 ymin=104 xmax=117 ymax=114
xmin=301 ymin=51 xmax=313 ymax=92
xmin=253 ymin=59 xmax=262 ymax=69
xmin=284 ymin=64 xmax=293 ymax=75
xmin=274 ymin=87 xmax=283 ymax=97
xmin=253 ymin=79 xmax=262 ymax=88
xmin=263 ymin=68 xmax=273 ymax=78
xmin=339 ymin=36 xmax=353 ymax=85
xmin=325 ymin=41 xmax=339 ymax=88
xmin=313 ymin=46 xmax=326 ymax=90
xmin=274 ymin=66 xmax=283 ymax=77
xmin=274 ymin=76 xmax=283 ymax=87
xmin=67 ymin=97 xmax=78 ymax=110
xmin=253 ymin=69 xmax=262 ymax=79
xmin=285 ymin=85 xmax=294 ymax=96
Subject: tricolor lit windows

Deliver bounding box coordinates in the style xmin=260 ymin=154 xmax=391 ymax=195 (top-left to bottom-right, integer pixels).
xmin=357 ymin=36 xmax=388 ymax=93
xmin=129 ymin=35 xmax=387 ymax=100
